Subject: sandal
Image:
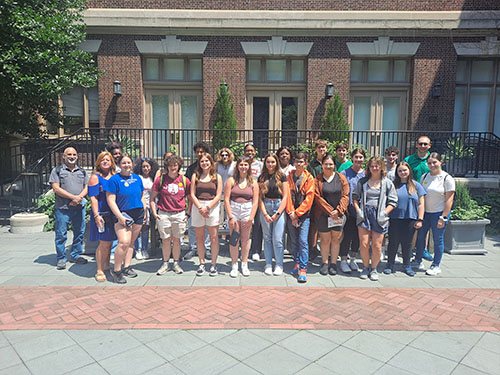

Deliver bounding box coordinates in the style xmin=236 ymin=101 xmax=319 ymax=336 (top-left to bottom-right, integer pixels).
xmin=95 ymin=272 xmax=106 ymax=282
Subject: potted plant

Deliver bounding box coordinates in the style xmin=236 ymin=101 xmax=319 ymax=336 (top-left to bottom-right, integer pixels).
xmin=444 ymin=182 xmax=490 ymax=255
xmin=443 ymin=138 xmax=474 ymax=177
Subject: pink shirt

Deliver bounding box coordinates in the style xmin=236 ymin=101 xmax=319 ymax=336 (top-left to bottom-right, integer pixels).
xmin=153 ymin=174 xmax=190 ymax=212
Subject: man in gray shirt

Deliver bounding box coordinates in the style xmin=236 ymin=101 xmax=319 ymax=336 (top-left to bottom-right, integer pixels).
xmin=49 ymin=147 xmax=89 ymax=269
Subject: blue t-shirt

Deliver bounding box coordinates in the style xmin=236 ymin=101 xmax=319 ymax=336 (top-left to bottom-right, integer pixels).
xmin=389 ymin=181 xmax=426 ymax=220
xmin=341 ymin=167 xmax=366 ymax=216
xmin=106 ymin=173 xmax=144 ymax=211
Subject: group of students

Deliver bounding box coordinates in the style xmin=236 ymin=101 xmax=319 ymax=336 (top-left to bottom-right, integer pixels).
xmin=89 ymin=135 xmax=455 ymax=284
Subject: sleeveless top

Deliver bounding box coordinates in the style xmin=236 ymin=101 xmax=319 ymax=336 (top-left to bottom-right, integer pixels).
xmin=230 ymin=182 xmax=253 ymax=203
xmin=321 ymin=173 xmax=343 ymax=213
xmin=196 ymin=179 xmax=217 ymax=201
xmin=88 ymin=174 xmax=111 ymax=213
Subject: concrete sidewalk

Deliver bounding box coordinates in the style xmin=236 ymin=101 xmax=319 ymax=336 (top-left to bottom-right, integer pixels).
xmin=0 ymin=227 xmax=499 ymax=375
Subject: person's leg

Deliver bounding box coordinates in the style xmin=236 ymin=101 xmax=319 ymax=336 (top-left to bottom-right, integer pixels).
xmin=339 ymin=215 xmax=353 ymax=260
xmin=415 ymin=213 xmax=431 ymax=264
xmin=239 ymin=220 xmax=252 ymax=263
xmin=161 ymin=234 xmax=173 ymax=262
xmin=69 ymin=207 xmax=85 ymax=260
xmin=96 ymin=240 xmax=111 ymax=274
xmin=172 ymin=237 xmax=182 ymax=261
xmin=319 ymin=231 xmax=331 ymax=266
xmin=387 ymin=219 xmax=400 ymax=266
xmin=114 ymin=224 xmax=131 ymax=272
xmin=229 ymin=219 xmax=241 ymax=263
xmin=430 ymin=213 xmax=447 ymax=267
xmin=141 ymin=225 xmax=150 ymax=253
xmin=54 ymin=209 xmax=70 ymax=262
xmin=358 ymin=226 xmax=371 ymax=268
xmin=287 ymin=218 xmax=300 ymax=266
xmin=260 ymin=210 xmax=273 ymax=266
xmin=195 ymin=226 xmax=206 ymax=264
xmin=328 ymin=230 xmax=342 ymax=265
xmin=250 ymin=209 xmax=263 ymax=258
xmin=272 ymin=211 xmax=286 ymax=268
xmin=401 ymin=220 xmax=416 ymax=266
xmin=370 ymin=232 xmax=385 ymax=270
xmin=297 ymin=217 xmax=310 ymax=270
xmin=188 ymin=217 xmax=197 ymax=252
xmin=125 ymin=224 xmax=142 ymax=268
xmin=207 ymin=225 xmax=219 ymax=265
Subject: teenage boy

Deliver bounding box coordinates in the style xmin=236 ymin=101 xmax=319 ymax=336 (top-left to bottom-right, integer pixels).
xmin=184 ymin=142 xmax=212 ymax=260
xmin=307 ymin=139 xmax=328 ymax=178
xmin=384 ymin=146 xmax=399 ymax=182
xmin=335 ymin=142 xmax=353 ymax=173
xmin=404 ymin=136 xmax=431 ymax=182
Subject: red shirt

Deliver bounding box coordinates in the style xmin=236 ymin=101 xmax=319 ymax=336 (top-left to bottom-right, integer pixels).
xmin=152 ymin=174 xmax=190 ymax=212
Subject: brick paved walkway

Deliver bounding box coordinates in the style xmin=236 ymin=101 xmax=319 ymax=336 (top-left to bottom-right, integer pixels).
xmin=1 ymin=286 xmax=499 ymax=331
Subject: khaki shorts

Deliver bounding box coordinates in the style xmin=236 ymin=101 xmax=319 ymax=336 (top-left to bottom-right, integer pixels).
xmin=192 ymin=200 xmax=220 ymax=227
xmin=157 ymin=210 xmax=186 ymax=239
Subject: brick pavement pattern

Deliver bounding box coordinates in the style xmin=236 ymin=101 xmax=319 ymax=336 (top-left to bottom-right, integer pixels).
xmin=0 ymin=287 xmax=499 ymax=331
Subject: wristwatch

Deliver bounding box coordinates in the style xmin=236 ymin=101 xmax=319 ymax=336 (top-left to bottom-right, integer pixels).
xmin=439 ymin=216 xmax=448 ymax=222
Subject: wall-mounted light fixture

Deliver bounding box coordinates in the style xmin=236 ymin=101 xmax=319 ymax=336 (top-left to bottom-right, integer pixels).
xmin=113 ymin=81 xmax=122 ymax=96
xmin=326 ymin=82 xmax=334 ymax=98
xmin=431 ymin=83 xmax=441 ymax=98
xmin=220 ymin=82 xmax=228 ymax=89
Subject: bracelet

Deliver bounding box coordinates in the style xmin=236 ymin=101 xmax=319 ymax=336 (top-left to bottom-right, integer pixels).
xmin=186 ymin=213 xmax=191 ymax=218
xmin=94 ymin=213 xmax=100 ymax=218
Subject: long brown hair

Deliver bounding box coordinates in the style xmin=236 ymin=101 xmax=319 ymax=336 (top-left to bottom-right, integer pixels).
xmin=259 ymin=153 xmax=284 ymax=197
xmin=365 ymin=156 xmax=387 ymax=179
xmin=233 ymin=157 xmax=254 ymax=185
xmin=394 ymin=161 xmax=417 ymax=195
xmin=93 ymin=151 xmax=116 ymax=177
xmin=194 ymin=152 xmax=217 ymax=182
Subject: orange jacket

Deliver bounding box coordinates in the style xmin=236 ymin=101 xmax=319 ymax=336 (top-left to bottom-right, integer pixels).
xmin=313 ymin=172 xmax=350 ymax=220
xmin=286 ymin=169 xmax=315 ymax=217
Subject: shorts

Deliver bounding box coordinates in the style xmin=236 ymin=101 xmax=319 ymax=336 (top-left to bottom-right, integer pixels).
xmin=358 ymin=205 xmax=388 ymax=234
xmin=230 ymin=200 xmax=253 ymax=221
xmin=116 ymin=207 xmax=144 ymax=226
xmin=192 ymin=200 xmax=220 ymax=227
xmin=157 ymin=210 xmax=186 ymax=239
xmin=318 ymin=213 xmax=345 ymax=233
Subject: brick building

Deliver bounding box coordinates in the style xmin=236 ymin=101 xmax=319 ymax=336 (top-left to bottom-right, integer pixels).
xmin=63 ymin=1 xmax=500 ymax=156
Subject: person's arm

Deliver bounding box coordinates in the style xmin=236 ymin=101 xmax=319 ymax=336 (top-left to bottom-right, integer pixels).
xmin=224 ymin=177 xmax=234 ymax=221
xmin=442 ymin=191 xmax=455 ymax=218
xmin=285 ymin=175 xmax=295 ymax=217
xmin=384 ymin=180 xmax=398 ymax=215
xmin=88 ymin=174 xmax=104 ymax=228
xmin=294 ymin=175 xmax=316 ymax=218
xmin=336 ymin=173 xmax=350 ymax=217
xmin=106 ymin=192 xmax=126 ymax=227
xmin=249 ymin=181 xmax=259 ymax=222
xmin=272 ymin=180 xmax=289 ymax=222
xmin=415 ymin=194 xmax=425 ymax=229
xmin=51 ymin=182 xmax=82 ymax=206
xmin=150 ymin=190 xmax=160 ymax=220
xmin=209 ymin=174 xmax=223 ymax=210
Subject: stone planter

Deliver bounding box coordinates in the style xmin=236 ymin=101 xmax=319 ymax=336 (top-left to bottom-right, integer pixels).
xmin=444 ymin=219 xmax=490 ymax=255
xmin=10 ymin=213 xmax=49 ymax=234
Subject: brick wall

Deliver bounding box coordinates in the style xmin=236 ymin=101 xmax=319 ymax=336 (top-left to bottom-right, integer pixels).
xmin=85 ymin=0 xmax=500 ymax=11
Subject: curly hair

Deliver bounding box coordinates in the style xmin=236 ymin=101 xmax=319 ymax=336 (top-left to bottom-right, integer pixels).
xmin=259 ymin=153 xmax=284 ymax=197
xmin=133 ymin=157 xmax=159 ymax=180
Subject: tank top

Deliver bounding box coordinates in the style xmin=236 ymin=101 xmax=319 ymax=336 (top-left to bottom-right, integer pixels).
xmin=321 ymin=173 xmax=342 ymax=211
xmin=196 ymin=179 xmax=217 ymax=201
xmin=230 ymin=182 xmax=253 ymax=203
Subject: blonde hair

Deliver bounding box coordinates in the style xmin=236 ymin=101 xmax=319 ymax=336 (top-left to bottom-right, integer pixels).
xmin=216 ymin=148 xmax=234 ymax=164
xmin=93 ymin=152 xmax=116 ymax=177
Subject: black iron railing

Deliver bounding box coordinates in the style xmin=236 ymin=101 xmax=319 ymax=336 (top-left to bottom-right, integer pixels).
xmin=2 ymin=128 xmax=499 ymax=212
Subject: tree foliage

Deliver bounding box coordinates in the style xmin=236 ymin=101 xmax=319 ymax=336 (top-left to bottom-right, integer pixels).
xmin=0 ymin=0 xmax=99 ymax=139
xmin=320 ymin=93 xmax=350 ymax=143
xmin=212 ymin=81 xmax=238 ymax=152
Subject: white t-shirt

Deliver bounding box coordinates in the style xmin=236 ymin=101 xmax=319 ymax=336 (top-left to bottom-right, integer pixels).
xmin=139 ymin=175 xmax=154 ymax=206
xmin=251 ymin=160 xmax=263 ymax=179
xmin=280 ymin=164 xmax=295 ymax=176
xmin=420 ymin=172 xmax=455 ymax=213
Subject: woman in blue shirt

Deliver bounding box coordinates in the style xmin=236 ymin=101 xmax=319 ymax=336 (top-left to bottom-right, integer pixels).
xmin=88 ymin=151 xmax=116 ymax=282
xmin=106 ymin=154 xmax=145 ymax=284
xmin=385 ymin=161 xmax=426 ymax=276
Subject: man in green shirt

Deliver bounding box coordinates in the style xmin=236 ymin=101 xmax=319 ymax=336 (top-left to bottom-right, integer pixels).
xmin=404 ymin=136 xmax=431 ymax=182
xmin=307 ymin=139 xmax=328 ymax=177
xmin=335 ymin=142 xmax=353 ymax=172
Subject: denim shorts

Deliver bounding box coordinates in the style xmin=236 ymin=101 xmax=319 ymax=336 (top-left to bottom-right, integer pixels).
xmin=230 ymin=201 xmax=253 ymax=221
xmin=358 ymin=205 xmax=387 ymax=234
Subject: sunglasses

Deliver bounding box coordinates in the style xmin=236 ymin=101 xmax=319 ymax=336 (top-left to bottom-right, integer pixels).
xmin=418 ymin=142 xmax=429 ymax=146
xmin=221 ymin=153 xmax=229 ymax=157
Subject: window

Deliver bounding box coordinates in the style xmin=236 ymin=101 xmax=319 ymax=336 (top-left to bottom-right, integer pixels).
xmin=60 ymin=86 xmax=99 ymax=135
xmin=453 ymin=58 xmax=500 ymax=135
xmin=246 ymin=58 xmax=305 ymax=83
xmin=350 ymin=59 xmax=409 ymax=83
xmin=143 ymin=57 xmax=202 ymax=81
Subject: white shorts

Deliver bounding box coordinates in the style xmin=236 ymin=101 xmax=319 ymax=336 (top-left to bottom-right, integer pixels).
xmin=230 ymin=201 xmax=253 ymax=221
xmin=192 ymin=200 xmax=220 ymax=228
xmin=157 ymin=210 xmax=186 ymax=239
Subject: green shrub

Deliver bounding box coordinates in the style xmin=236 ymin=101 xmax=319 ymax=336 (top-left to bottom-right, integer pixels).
xmin=451 ymin=183 xmax=490 ymax=221
xmin=36 ymin=191 xmax=91 ymax=231
xmin=320 ymin=93 xmax=350 ymax=143
xmin=108 ymin=134 xmax=140 ymax=158
xmin=212 ymin=81 xmax=238 ymax=153
xmin=228 ymin=141 xmax=259 ymax=160
xmin=474 ymin=191 xmax=500 ymax=234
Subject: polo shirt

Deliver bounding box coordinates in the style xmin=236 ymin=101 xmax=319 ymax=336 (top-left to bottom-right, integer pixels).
xmin=49 ymin=164 xmax=89 ymax=210
xmin=335 ymin=159 xmax=353 ymax=173
xmin=404 ymin=152 xmax=430 ymax=183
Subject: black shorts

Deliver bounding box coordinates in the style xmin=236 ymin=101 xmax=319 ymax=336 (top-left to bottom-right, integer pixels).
xmin=317 ymin=213 xmax=345 ymax=233
xmin=116 ymin=207 xmax=144 ymax=226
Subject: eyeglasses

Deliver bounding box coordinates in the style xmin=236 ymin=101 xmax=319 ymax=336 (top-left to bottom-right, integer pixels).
xmin=418 ymin=142 xmax=429 ymax=146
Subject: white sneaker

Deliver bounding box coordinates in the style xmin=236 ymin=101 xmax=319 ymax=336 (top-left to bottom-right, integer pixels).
xmin=252 ymin=253 xmax=261 ymax=261
xmin=156 ymin=262 xmax=170 ymax=275
xmin=230 ymin=263 xmax=239 ymax=278
xmin=273 ymin=265 xmax=283 ymax=276
xmin=426 ymin=265 xmax=441 ymax=276
xmin=241 ymin=262 xmax=250 ymax=277
xmin=142 ymin=251 xmax=150 ymax=260
xmin=172 ymin=262 xmax=183 ymax=274
xmin=340 ymin=260 xmax=351 ymax=273
xmin=349 ymin=259 xmax=360 ymax=272
xmin=264 ymin=264 xmax=273 ymax=275
xmin=135 ymin=251 xmax=144 ymax=260
xmin=411 ymin=261 xmax=425 ymax=271
xmin=110 ymin=254 xmax=115 ymax=261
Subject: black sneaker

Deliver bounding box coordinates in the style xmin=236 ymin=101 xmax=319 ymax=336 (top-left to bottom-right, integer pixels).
xmin=309 ymin=246 xmax=320 ymax=262
xmin=110 ymin=269 xmax=127 ymax=284
xmin=183 ymin=249 xmax=195 ymax=260
xmin=328 ymin=263 xmax=337 ymax=276
xmin=209 ymin=264 xmax=218 ymax=277
xmin=319 ymin=263 xmax=329 ymax=275
xmin=69 ymin=257 xmax=88 ymax=264
xmin=205 ymin=249 xmax=212 ymax=261
xmin=196 ymin=264 xmax=206 ymax=276
xmin=122 ymin=266 xmax=138 ymax=278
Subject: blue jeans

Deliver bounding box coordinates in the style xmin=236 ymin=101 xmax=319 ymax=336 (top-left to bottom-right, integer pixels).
xmin=188 ymin=217 xmax=210 ymax=251
xmin=134 ymin=228 xmax=150 ymax=253
xmin=415 ymin=211 xmax=450 ymax=267
xmin=287 ymin=216 xmax=310 ymax=270
xmin=54 ymin=208 xmax=85 ymax=262
xmin=260 ymin=199 xmax=286 ymax=267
